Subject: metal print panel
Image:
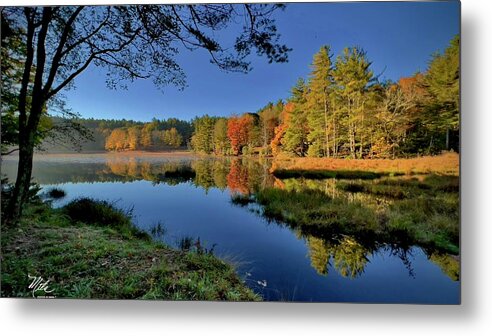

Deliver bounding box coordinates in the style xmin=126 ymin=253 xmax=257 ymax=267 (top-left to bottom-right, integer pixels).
xmin=1 ymin=1 xmax=460 ymax=303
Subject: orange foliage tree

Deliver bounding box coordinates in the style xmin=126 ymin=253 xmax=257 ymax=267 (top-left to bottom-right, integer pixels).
xmin=105 ymin=128 xmax=128 ymax=151
xmin=227 ymin=114 xmax=255 ymax=155
xmin=270 ymin=102 xmax=294 ymax=155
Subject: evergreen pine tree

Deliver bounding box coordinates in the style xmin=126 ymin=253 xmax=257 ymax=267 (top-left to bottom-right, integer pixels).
xmin=282 ymin=78 xmax=309 ymax=156
xmin=306 ymin=45 xmax=334 ymax=157
xmin=332 ymin=47 xmax=374 ymax=158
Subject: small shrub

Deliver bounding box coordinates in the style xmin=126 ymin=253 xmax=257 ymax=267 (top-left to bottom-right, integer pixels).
xmin=63 ymin=198 xmax=131 ymax=227
xmin=62 ymin=198 xmax=148 ymax=240
xmin=47 ymin=187 xmax=66 ymax=199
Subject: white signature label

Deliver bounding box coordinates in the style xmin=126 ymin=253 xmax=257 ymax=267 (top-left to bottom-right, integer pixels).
xmin=28 ymin=274 xmax=55 ymax=298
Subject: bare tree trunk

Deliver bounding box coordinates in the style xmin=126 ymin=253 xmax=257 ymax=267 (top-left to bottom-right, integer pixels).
xmin=446 ymin=128 xmax=450 ymax=151
xmin=323 ymin=93 xmax=330 ymax=158
xmin=262 ymin=118 xmax=267 ymax=152
xmin=350 ymin=124 xmax=356 ymax=159
xmin=359 ymin=107 xmax=364 ymax=159
xmin=332 ymin=113 xmax=337 ymax=158
xmin=348 ymin=98 xmax=356 ymax=159
xmin=359 ymin=134 xmax=363 ymax=158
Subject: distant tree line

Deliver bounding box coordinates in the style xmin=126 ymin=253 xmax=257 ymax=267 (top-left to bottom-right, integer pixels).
xmin=104 ymin=118 xmax=191 ymax=151
xmin=41 ymin=117 xmax=193 ymax=152
xmin=42 ymin=36 xmax=459 ymax=157
xmin=190 ymin=36 xmax=459 ymax=158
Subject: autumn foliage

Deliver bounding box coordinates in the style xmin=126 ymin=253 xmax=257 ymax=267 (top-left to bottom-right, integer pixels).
xmin=227 ymin=114 xmax=255 ymax=155
xmin=270 ymin=102 xmax=294 ymax=156
xmin=97 ymin=37 xmax=458 ymax=161
xmin=271 ymin=152 xmax=459 ymax=176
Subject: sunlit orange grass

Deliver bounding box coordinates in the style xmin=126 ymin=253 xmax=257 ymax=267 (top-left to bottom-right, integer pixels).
xmin=271 ymin=152 xmax=459 ymax=176
xmin=273 ymin=177 xmax=286 ymax=190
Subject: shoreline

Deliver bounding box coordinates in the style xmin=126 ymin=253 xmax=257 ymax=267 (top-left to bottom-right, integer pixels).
xmin=3 ymin=151 xmax=460 ymax=176
xmin=271 ymin=152 xmax=459 ymax=176
xmin=1 ymin=150 xmax=202 ymax=162
xmin=1 ymin=197 xmax=260 ymax=300
xmin=35 ymin=150 xmax=197 ymax=157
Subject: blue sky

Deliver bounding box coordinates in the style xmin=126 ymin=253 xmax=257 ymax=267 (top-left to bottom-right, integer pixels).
xmin=63 ymin=1 xmax=460 ymax=122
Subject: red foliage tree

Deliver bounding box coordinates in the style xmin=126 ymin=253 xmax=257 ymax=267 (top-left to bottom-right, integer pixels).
xmin=399 ymin=74 xmax=427 ymax=98
xmin=227 ymin=114 xmax=255 ymax=155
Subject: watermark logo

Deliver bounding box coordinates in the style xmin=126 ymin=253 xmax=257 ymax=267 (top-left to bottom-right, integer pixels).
xmin=28 ymin=274 xmax=55 ymax=298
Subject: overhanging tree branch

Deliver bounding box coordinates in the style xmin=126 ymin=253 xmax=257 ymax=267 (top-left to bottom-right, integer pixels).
xmin=43 ymin=6 xmax=85 ymax=94
xmin=1 ymin=148 xmax=20 ymax=156
xmin=47 ymin=27 xmax=141 ymax=99
xmin=59 ymin=7 xmax=111 ymax=59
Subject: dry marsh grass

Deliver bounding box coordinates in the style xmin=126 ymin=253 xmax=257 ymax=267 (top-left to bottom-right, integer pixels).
xmin=271 ymin=152 xmax=459 ymax=176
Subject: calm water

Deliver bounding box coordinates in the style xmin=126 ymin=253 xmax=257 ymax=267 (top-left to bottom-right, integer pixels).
xmin=1 ymin=154 xmax=460 ymax=303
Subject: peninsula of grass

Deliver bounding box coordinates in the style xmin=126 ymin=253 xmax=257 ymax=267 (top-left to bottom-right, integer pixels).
xmin=252 ymin=174 xmax=459 ymax=254
xmin=1 ymin=198 xmax=260 ymax=300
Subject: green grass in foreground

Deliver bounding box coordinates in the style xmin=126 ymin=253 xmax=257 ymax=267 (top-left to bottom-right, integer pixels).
xmin=254 ymin=174 xmax=459 ymax=254
xmin=1 ymin=199 xmax=259 ymax=300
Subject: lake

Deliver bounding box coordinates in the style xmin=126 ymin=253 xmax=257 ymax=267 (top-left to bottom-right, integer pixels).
xmin=1 ymin=154 xmax=460 ymax=303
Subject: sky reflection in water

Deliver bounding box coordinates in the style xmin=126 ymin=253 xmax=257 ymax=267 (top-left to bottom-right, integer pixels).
xmin=2 ymin=156 xmax=460 ymax=303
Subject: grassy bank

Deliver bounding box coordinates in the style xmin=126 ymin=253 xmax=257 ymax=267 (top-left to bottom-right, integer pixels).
xmin=272 ymin=169 xmax=391 ymax=180
xmin=270 ymin=152 xmax=459 ymax=177
xmin=252 ymin=174 xmax=459 ymax=254
xmin=1 ymin=198 xmax=259 ymax=300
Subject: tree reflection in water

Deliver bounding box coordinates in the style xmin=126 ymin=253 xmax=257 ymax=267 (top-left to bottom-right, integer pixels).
xmin=6 ymin=156 xmax=459 ymax=281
